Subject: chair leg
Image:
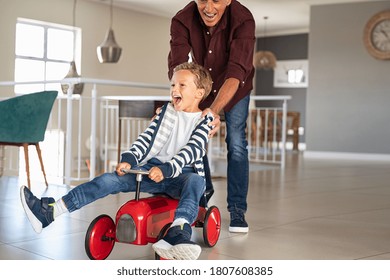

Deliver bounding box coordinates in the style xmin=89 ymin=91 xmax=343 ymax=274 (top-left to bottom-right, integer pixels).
xmin=35 ymin=143 xmax=48 ymax=187
xmin=22 ymin=144 xmax=31 ymax=189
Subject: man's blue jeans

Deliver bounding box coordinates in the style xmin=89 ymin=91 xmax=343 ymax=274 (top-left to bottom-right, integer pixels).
xmin=224 ymin=95 xmax=250 ymax=215
xmin=62 ymin=159 xmax=206 ymax=224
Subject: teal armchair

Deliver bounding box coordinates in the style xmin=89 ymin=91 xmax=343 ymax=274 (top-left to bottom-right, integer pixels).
xmin=0 ymin=91 xmax=58 ymax=189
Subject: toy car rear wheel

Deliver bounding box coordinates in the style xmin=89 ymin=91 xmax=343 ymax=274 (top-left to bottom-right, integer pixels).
xmin=85 ymin=214 xmax=116 ymax=260
xmin=203 ymin=206 xmax=221 ymax=247
xmin=154 ymin=223 xmax=172 ymax=260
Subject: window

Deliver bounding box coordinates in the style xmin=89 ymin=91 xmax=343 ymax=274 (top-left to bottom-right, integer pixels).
xmin=14 ymin=18 xmax=80 ymax=184
xmin=14 ymin=18 xmax=82 ymax=94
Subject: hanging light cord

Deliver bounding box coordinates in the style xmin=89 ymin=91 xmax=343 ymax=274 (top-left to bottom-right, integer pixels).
xmin=263 ymin=16 xmax=268 ymax=50
xmin=73 ymin=0 xmax=76 ymax=28
xmin=72 ymin=0 xmax=77 ymax=60
xmin=110 ymin=0 xmax=113 ymax=29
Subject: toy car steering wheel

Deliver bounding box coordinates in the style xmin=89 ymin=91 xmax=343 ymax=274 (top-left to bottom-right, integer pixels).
xmin=121 ymin=168 xmax=150 ymax=200
xmin=121 ymin=168 xmax=150 ymax=176
xmin=121 ymin=168 xmax=149 ymax=180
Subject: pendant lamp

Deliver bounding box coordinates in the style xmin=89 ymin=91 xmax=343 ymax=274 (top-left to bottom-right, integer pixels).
xmin=97 ymin=0 xmax=122 ymax=63
xmin=254 ymin=17 xmax=277 ymax=70
xmin=61 ymin=0 xmax=84 ymax=95
xmin=61 ymin=61 xmax=84 ymax=95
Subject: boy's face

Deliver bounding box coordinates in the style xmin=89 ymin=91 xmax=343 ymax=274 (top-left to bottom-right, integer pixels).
xmin=170 ymin=69 xmax=204 ymax=112
xmin=195 ymin=0 xmax=231 ymax=28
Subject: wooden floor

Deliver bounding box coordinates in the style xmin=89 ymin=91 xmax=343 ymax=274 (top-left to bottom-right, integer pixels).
xmin=1 ymin=152 xmax=390 ymax=260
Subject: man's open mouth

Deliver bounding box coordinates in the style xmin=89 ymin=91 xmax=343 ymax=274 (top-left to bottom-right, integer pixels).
xmin=203 ymin=12 xmax=217 ymax=21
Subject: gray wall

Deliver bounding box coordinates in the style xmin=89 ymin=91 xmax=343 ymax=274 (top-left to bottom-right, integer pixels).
xmin=255 ymin=34 xmax=308 ymax=143
xmin=306 ymin=1 xmax=390 ymax=155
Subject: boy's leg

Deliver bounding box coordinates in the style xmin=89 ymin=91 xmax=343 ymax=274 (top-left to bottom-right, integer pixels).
xmin=61 ymin=172 xmax=137 ymax=212
xmin=152 ymin=172 xmax=205 ymax=260
xmin=20 ymin=172 xmax=137 ymax=233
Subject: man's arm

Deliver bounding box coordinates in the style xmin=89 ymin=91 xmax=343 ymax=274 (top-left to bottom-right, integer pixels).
xmin=203 ymin=17 xmax=255 ymax=136
xmin=168 ymin=18 xmax=192 ymax=79
xmin=210 ymin=77 xmax=240 ymax=114
xmin=201 ymin=78 xmax=240 ymax=137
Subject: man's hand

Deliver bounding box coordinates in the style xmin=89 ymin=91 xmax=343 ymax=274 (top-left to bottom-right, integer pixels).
xmin=149 ymin=166 xmax=164 ymax=183
xmin=151 ymin=107 xmax=163 ymax=121
xmin=202 ymin=77 xmax=239 ymax=138
xmin=116 ymin=162 xmax=131 ymax=176
xmin=202 ymin=107 xmax=221 ymax=138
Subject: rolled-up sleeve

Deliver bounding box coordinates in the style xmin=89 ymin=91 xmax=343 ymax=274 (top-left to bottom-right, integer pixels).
xmin=168 ymin=18 xmax=192 ymax=79
xmin=226 ymin=19 xmax=256 ymax=87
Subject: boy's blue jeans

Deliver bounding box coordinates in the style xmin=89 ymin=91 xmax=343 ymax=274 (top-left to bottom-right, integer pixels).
xmin=224 ymin=95 xmax=250 ymax=215
xmin=62 ymin=159 xmax=206 ymax=224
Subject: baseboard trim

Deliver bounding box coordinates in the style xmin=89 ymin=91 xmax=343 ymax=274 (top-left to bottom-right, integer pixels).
xmin=303 ymin=151 xmax=390 ymax=161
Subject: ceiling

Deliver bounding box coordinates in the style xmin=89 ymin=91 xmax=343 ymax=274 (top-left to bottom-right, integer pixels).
xmin=90 ymin=0 xmax=386 ymax=36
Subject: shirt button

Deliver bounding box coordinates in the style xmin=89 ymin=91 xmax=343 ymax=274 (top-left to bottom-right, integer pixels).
xmin=209 ymin=68 xmax=212 ymax=71
xmin=209 ymin=50 xmax=212 ymax=54
xmin=213 ymin=90 xmax=217 ymax=93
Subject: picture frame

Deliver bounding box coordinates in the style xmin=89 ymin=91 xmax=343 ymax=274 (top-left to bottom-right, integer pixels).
xmin=273 ymin=59 xmax=309 ymax=88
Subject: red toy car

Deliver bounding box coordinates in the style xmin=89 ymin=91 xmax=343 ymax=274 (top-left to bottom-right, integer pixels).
xmin=85 ymin=168 xmax=221 ymax=260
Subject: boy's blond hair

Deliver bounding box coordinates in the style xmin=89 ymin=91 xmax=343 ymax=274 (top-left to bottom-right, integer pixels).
xmin=173 ymin=62 xmax=212 ymax=101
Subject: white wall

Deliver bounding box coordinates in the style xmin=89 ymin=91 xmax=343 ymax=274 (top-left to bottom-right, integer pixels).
xmin=0 ymin=0 xmax=172 ymax=180
xmin=0 ymin=0 xmax=171 ymax=97
xmin=306 ymin=1 xmax=390 ymax=157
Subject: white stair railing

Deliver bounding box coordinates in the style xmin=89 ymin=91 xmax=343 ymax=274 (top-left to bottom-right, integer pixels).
xmin=1 ymin=79 xmax=290 ymax=185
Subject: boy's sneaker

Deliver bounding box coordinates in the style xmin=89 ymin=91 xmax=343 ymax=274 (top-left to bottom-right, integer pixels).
xmin=152 ymin=223 xmax=201 ymax=260
xmin=229 ymin=212 xmax=249 ymax=233
xmin=20 ymin=186 xmax=55 ymax=233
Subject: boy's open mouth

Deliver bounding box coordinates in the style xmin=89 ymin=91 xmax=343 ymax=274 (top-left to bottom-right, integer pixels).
xmin=172 ymin=94 xmax=182 ymax=105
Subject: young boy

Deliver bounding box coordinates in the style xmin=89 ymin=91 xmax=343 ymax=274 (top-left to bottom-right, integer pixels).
xmin=20 ymin=62 xmax=214 ymax=260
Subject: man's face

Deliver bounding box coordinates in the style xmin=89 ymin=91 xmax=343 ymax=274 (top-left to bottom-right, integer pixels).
xmin=195 ymin=0 xmax=231 ymax=28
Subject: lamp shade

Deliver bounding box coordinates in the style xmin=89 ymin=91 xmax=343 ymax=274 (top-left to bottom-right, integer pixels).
xmin=61 ymin=61 xmax=84 ymax=95
xmin=97 ymin=28 xmax=122 ymax=63
xmin=255 ymin=16 xmax=277 ymax=70
xmin=254 ymin=51 xmax=277 ymax=70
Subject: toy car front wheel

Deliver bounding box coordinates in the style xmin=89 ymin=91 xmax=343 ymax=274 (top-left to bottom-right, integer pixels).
xmin=85 ymin=214 xmax=116 ymax=260
xmin=203 ymin=206 xmax=221 ymax=247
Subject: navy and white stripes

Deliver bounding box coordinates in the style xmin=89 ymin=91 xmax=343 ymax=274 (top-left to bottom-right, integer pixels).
xmin=120 ymin=102 xmax=213 ymax=179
